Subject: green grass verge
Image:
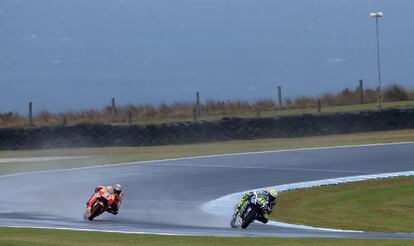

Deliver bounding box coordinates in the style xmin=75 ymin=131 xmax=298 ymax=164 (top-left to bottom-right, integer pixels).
xmin=271 ymin=176 xmax=414 ymax=233
xmin=1 ymin=129 xmax=414 ymax=175
xmin=0 ymin=227 xmax=413 ymax=246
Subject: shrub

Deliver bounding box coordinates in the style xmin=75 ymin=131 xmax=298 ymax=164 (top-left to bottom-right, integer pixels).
xmin=383 ymin=84 xmax=408 ymax=102
xmin=320 ymin=93 xmax=338 ymax=106
xmin=336 ymin=88 xmax=360 ymax=105
xmin=292 ymin=96 xmax=316 ymax=108
xmin=363 ymin=89 xmax=379 ymax=103
xmin=407 ymin=90 xmax=414 ymax=100
xmin=0 ymin=112 xmax=24 ymax=127
xmin=256 ymin=98 xmax=275 ymax=110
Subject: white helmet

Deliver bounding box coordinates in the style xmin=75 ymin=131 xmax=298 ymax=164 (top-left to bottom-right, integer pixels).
xmin=113 ymin=184 xmax=122 ymax=194
xmin=268 ymin=188 xmax=278 ymax=199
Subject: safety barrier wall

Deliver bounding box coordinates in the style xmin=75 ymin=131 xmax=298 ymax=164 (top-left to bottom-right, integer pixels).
xmin=0 ymin=109 xmax=413 ymax=150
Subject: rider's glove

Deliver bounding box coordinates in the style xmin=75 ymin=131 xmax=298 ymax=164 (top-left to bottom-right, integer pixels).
xmin=266 ymin=207 xmax=272 ymax=214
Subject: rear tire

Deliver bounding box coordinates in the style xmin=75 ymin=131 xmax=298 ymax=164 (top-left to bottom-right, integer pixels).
xmin=241 ymin=206 xmax=257 ymax=229
xmin=88 ymin=203 xmax=104 ymax=221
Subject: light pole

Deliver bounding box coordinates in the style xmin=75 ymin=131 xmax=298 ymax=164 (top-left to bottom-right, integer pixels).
xmin=370 ymin=11 xmax=383 ymax=109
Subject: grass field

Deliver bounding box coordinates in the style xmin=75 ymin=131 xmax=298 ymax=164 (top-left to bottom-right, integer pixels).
xmin=271 ymin=176 xmax=414 ymax=233
xmin=0 ymin=227 xmax=413 ymax=246
xmin=1 ymin=129 xmax=414 ymax=176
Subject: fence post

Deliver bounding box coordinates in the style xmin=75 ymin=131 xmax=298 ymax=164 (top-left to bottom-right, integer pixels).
xmin=255 ymin=103 xmax=261 ymax=118
xmin=28 ymin=101 xmax=33 ymax=126
xmin=317 ymin=99 xmax=321 ymax=113
xmin=111 ymin=97 xmax=116 ymax=123
xmin=193 ymin=106 xmax=197 ymax=121
xmin=377 ymin=87 xmax=382 ymax=109
xmin=127 ymin=111 xmax=132 ymax=126
xmin=196 ymin=91 xmax=200 ymax=116
xmin=277 ymin=86 xmax=283 ymax=109
xmin=359 ymin=79 xmax=364 ymax=103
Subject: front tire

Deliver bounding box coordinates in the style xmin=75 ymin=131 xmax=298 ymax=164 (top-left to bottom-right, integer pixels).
xmin=88 ymin=203 xmax=104 ymax=221
xmin=230 ymin=216 xmax=238 ymax=228
xmin=241 ymin=206 xmax=257 ymax=229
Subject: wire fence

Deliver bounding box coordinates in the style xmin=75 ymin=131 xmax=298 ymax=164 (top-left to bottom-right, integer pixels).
xmin=1 ymin=83 xmax=414 ymax=128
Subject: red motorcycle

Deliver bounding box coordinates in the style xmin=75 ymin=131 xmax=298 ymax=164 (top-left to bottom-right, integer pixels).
xmin=85 ymin=189 xmax=116 ymax=221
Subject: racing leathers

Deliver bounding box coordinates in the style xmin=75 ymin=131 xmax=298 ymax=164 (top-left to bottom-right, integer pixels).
xmin=86 ymin=185 xmax=124 ymax=216
xmin=234 ymin=190 xmax=276 ymax=224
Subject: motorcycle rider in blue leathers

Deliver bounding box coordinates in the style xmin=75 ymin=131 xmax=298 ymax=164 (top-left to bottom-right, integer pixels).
xmin=233 ymin=188 xmax=278 ymax=224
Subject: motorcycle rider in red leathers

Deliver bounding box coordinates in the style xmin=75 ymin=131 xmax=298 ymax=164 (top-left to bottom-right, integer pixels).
xmin=85 ymin=184 xmax=124 ymax=218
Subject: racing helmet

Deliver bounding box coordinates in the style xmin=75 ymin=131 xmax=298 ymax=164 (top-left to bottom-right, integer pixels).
xmin=113 ymin=184 xmax=122 ymax=195
xmin=268 ymin=188 xmax=278 ymax=200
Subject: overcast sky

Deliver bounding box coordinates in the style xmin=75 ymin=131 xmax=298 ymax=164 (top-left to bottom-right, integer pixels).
xmin=1 ymin=0 xmax=413 ymax=113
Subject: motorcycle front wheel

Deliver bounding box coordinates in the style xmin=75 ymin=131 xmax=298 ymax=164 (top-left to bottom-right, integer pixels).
xmin=88 ymin=202 xmax=104 ymax=221
xmin=230 ymin=216 xmax=238 ymax=228
xmin=241 ymin=206 xmax=257 ymax=229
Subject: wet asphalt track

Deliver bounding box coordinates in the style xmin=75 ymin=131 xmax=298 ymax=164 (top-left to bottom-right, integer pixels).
xmin=1 ymin=143 xmax=414 ymax=239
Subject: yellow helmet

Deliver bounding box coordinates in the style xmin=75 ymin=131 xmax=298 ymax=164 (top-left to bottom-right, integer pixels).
xmin=268 ymin=188 xmax=278 ymax=198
